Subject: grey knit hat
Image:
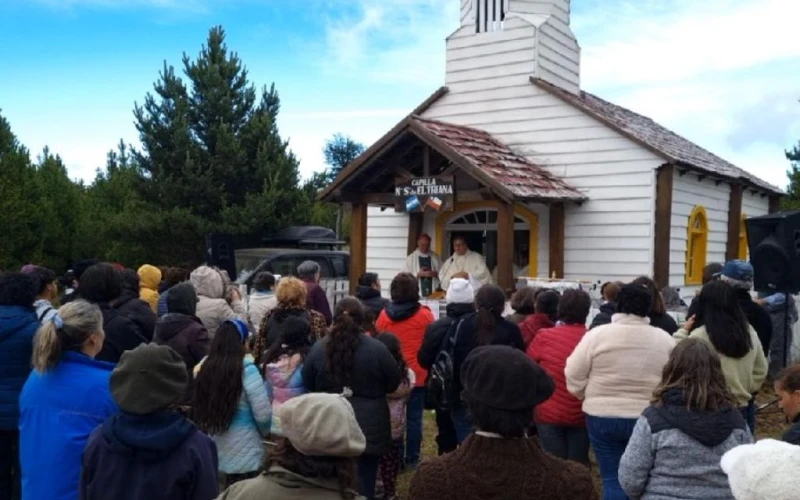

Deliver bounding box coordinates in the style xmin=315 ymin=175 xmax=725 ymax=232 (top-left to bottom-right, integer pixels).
xmin=110 ymin=344 xmax=188 ymax=415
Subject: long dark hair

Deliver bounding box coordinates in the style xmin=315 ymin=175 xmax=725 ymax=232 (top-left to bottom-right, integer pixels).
xmin=652 ymin=338 xmax=735 ymax=411
xmin=192 ymin=322 xmax=246 ymax=435
xmin=376 ymin=333 xmax=409 ymax=384
xmin=631 ymin=276 xmax=666 ymax=315
xmin=326 ymin=298 xmax=364 ymax=388
xmin=263 ymin=316 xmax=312 ymax=365
xmin=692 ymin=280 xmax=752 ymax=359
xmin=267 ymin=439 xmax=357 ymax=499
xmin=475 ymin=285 xmax=506 ymax=346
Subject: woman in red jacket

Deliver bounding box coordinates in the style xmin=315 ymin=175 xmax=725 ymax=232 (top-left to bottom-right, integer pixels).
xmin=520 ymin=289 xmax=559 ymax=348
xmin=527 ymin=288 xmax=592 ymax=465
xmin=376 ymin=272 xmax=435 ymax=468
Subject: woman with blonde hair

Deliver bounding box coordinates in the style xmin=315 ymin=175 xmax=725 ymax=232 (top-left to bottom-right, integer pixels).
xmin=254 ymin=277 xmax=327 ymax=365
xmin=619 ymin=339 xmax=751 ymax=499
xmin=19 ymin=300 xmax=117 ymax=500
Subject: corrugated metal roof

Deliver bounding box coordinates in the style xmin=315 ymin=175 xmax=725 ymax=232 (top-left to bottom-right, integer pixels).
xmin=532 ymin=78 xmax=783 ymax=194
xmin=412 ymin=116 xmax=585 ymax=201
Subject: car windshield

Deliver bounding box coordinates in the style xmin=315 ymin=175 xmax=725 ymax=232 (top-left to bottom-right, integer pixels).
xmin=235 ymin=253 xmax=270 ymax=283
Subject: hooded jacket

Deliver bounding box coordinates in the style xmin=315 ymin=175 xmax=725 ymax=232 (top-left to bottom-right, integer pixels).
xmin=355 ymin=286 xmax=390 ymax=320
xmin=619 ymin=389 xmax=752 ymax=500
xmin=589 ymin=302 xmax=616 ymax=330
xmin=153 ymin=283 xmax=210 ymax=375
xmin=114 ymin=290 xmax=157 ymax=342
xmin=189 ymin=266 xmax=245 ymax=338
xmin=81 ymin=411 xmax=219 ymax=500
xmin=138 ymin=265 xmax=162 ymax=313
xmin=248 ymin=291 xmax=278 ymax=334
xmin=217 ymin=466 xmax=365 ymax=500
xmin=376 ymin=302 xmax=435 ymax=388
xmin=19 ymin=351 xmax=118 ymax=500
xmin=417 ymin=302 xmax=475 ymax=371
xmin=0 ymin=305 xmax=38 ymax=429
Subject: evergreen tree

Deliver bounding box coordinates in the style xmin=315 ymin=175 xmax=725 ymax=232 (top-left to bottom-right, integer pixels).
xmin=785 ymin=140 xmax=800 ymax=210
xmin=323 ymin=133 xmax=365 ymax=183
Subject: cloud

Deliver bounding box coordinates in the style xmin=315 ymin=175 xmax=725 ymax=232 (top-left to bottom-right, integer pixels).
xmin=572 ymin=0 xmax=800 ymax=188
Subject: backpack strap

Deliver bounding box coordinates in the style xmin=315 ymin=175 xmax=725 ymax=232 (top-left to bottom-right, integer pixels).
xmin=38 ymin=306 xmax=54 ymax=323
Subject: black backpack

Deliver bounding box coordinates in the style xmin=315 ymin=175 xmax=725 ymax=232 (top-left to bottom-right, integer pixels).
xmin=426 ymin=318 xmax=464 ymax=411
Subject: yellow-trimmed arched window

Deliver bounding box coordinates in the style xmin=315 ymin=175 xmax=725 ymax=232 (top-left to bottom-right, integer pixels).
xmin=739 ymin=215 xmax=748 ymax=260
xmin=686 ymin=205 xmax=708 ymax=284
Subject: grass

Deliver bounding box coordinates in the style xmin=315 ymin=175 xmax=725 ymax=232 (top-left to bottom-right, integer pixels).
xmin=393 ymin=385 xmax=789 ymax=499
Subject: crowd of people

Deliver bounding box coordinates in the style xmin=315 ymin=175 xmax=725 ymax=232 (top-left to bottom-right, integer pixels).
xmin=0 ymin=256 xmax=799 ymax=500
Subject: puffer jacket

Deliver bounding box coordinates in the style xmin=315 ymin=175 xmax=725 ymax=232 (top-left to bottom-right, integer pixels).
xmin=138 ymin=265 xmax=162 ymax=314
xmin=303 ymin=334 xmax=401 ymax=457
xmin=519 ymin=313 xmax=555 ymax=348
xmin=376 ymin=302 xmax=435 ymax=387
xmin=189 ymin=266 xmax=246 ymax=338
xmin=528 ymin=324 xmax=588 ymax=427
xmin=264 ymin=353 xmax=306 ymax=436
xmin=113 ymin=291 xmax=157 ymax=342
xmin=417 ymin=302 xmax=475 ymax=370
xmin=96 ymin=303 xmax=148 ymax=364
xmin=194 ymin=355 xmax=271 ymax=475
xmin=0 ymin=305 xmax=38 ymax=429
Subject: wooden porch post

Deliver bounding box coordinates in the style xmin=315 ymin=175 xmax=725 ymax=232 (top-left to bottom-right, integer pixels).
xmin=548 ymin=203 xmax=565 ymax=280
xmin=653 ymin=165 xmax=674 ymax=289
xmin=407 ymin=213 xmax=424 ymax=255
xmin=725 ymin=183 xmax=743 ymax=261
xmin=496 ymin=202 xmax=514 ymax=291
xmin=349 ymin=203 xmax=368 ymax=295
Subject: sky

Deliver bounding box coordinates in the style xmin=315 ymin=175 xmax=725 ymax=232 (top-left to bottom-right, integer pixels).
xmin=0 ymin=0 xmax=798 ymax=189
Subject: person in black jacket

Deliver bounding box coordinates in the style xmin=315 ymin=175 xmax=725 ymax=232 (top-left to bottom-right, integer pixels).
xmin=78 ymin=264 xmax=147 ymax=363
xmin=631 ymin=276 xmax=679 ymax=334
xmin=115 ymin=269 xmax=157 ymax=341
xmin=589 ymin=281 xmax=622 ymax=330
xmin=302 ymin=297 xmax=400 ymax=500
xmin=450 ymin=285 xmax=525 ymax=444
xmin=81 ymin=344 xmax=219 ymax=500
xmin=710 ymin=260 xmax=773 ymax=353
xmin=355 ymin=272 xmax=390 ymax=327
xmin=418 ymin=278 xmax=475 ymax=455
xmin=153 ymin=283 xmax=210 ymax=377
xmin=775 ymin=364 xmax=800 ymax=445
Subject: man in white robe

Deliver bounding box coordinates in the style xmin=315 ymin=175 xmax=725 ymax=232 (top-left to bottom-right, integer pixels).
xmin=403 ymin=233 xmax=442 ymax=295
xmin=439 ymin=236 xmax=493 ymax=291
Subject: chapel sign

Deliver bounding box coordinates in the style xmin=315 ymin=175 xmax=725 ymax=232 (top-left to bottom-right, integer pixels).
xmin=394 ymin=176 xmax=455 ymax=213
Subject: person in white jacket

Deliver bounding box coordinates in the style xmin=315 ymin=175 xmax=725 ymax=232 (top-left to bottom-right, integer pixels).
xmin=565 ymin=283 xmax=674 ymax=500
xmin=248 ymin=272 xmax=278 ymax=334
xmin=190 ymin=266 xmax=246 ymax=338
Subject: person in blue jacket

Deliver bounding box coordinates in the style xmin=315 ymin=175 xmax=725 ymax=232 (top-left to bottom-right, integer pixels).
xmin=19 ymin=299 xmax=117 ymax=500
xmin=81 ymin=343 xmax=219 ymax=500
xmin=0 ymin=272 xmax=39 ymax=500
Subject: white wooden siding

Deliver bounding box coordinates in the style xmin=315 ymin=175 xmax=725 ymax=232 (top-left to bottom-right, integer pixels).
xmin=536 ymin=19 xmax=580 ymax=93
xmin=669 ymin=174 xmax=732 ymax=291
xmin=423 ymin=80 xmax=662 ymax=285
xmin=366 ymin=206 xmax=409 ymax=296
xmin=742 ymin=190 xmax=770 ymax=220
xmin=510 ymin=0 xmax=570 ymax=25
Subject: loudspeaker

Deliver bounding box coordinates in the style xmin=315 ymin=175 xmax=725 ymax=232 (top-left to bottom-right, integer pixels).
xmin=205 ymin=233 xmax=237 ymax=281
xmin=746 ymin=211 xmax=800 ymax=293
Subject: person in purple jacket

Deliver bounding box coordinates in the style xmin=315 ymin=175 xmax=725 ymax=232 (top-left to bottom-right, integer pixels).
xmin=297 ymin=261 xmax=332 ymax=325
xmin=80 ymin=343 xmax=219 ymax=500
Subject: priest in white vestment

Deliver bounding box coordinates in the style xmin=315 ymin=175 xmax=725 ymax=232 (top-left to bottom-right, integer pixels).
xmin=403 ymin=233 xmax=442 ymax=294
xmin=439 ymin=236 xmax=493 ymax=291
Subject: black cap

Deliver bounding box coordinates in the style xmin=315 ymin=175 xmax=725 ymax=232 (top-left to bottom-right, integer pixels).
xmin=461 ymin=345 xmax=554 ymax=411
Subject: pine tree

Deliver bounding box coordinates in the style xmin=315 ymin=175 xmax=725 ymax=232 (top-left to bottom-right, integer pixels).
xmin=785 ymin=140 xmax=800 ymax=210
xmin=132 ymin=26 xmax=309 ymax=259
xmin=323 ymin=133 xmax=365 ymax=183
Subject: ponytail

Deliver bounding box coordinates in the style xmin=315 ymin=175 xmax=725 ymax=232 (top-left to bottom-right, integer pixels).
xmin=32 ymin=300 xmax=103 ymax=372
xmin=32 ymin=321 xmax=62 ymax=372
xmin=326 ymin=298 xmax=365 ymax=388
xmin=474 ymin=285 xmax=507 ymax=346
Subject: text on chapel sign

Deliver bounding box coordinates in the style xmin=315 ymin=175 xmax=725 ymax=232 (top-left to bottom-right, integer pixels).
xmin=394 ymin=176 xmax=455 ymax=213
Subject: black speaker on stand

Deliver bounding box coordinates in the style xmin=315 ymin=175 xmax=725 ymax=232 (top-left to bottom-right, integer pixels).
xmin=746 ymin=211 xmax=800 ymax=376
xmin=205 ymin=233 xmax=237 ymax=281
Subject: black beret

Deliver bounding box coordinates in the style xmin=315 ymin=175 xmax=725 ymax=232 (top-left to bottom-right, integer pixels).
xmin=461 ymin=345 xmax=554 ymax=411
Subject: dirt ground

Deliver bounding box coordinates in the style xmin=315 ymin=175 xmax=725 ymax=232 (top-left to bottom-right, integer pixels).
xmin=394 ymin=384 xmax=789 ymax=499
